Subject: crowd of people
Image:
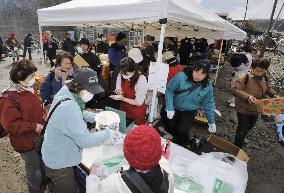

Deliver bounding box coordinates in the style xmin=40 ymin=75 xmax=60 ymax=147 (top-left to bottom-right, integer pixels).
xmin=0 ymin=30 xmax=279 ymax=193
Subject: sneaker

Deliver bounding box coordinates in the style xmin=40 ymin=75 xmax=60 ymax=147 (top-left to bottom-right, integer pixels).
xmin=228 ymin=102 xmax=235 ymax=108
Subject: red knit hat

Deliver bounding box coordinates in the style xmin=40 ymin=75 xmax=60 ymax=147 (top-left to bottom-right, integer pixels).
xmin=123 ymin=125 xmax=162 ymax=170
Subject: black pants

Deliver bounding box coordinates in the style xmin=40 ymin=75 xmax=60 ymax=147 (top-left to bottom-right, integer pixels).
xmin=23 ymin=46 xmax=32 ymax=60
xmin=44 ymin=165 xmax=76 ymax=193
xmin=170 ymin=110 xmax=197 ymax=147
xmin=234 ymin=112 xmax=258 ymax=148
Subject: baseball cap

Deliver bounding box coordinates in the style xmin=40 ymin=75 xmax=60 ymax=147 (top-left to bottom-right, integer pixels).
xmin=78 ymin=38 xmax=90 ymax=46
xmin=72 ymin=68 xmax=104 ymax=94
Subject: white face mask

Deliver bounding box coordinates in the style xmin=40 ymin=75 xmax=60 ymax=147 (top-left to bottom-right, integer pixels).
xmin=102 ymin=37 xmax=107 ymax=41
xmin=81 ymin=90 xmax=94 ymax=102
xmin=77 ymin=47 xmax=83 ymax=54
xmin=91 ymin=50 xmax=96 ymax=54
xmin=121 ymin=72 xmax=134 ymax=81
xmin=26 ymin=78 xmax=36 ymax=87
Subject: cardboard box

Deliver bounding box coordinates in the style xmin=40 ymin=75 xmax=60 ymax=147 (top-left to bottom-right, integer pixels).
xmin=74 ymin=54 xmax=89 ymax=69
xmin=255 ymin=97 xmax=284 ymax=115
xmin=207 ymin=134 xmax=249 ymax=162
xmin=194 ymin=109 xmax=208 ymax=124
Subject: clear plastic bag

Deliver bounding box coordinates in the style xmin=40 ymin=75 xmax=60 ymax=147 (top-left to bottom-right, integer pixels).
xmin=170 ymin=148 xmax=248 ymax=193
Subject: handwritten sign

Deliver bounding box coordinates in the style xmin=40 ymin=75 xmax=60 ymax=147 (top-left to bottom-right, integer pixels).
xmin=256 ymin=97 xmax=284 ymax=115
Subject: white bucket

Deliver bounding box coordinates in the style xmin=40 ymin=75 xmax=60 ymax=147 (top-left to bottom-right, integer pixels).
xmin=95 ymin=111 xmax=120 ymax=131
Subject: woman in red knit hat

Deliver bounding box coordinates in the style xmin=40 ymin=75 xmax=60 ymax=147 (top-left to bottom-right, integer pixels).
xmin=86 ymin=125 xmax=174 ymax=193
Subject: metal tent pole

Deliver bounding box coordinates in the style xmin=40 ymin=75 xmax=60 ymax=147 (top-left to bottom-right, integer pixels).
xmin=149 ymin=18 xmax=167 ymax=123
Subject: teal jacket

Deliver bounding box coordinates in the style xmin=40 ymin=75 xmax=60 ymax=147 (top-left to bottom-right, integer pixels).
xmin=42 ymin=86 xmax=110 ymax=169
xmin=165 ymin=72 xmax=215 ymax=124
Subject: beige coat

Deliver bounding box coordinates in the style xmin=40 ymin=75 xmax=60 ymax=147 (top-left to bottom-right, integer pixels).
xmin=232 ymin=72 xmax=276 ymax=114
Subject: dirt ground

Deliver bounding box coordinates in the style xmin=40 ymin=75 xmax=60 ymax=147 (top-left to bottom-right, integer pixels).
xmin=213 ymin=59 xmax=284 ymax=193
xmin=0 ymin=53 xmax=283 ymax=193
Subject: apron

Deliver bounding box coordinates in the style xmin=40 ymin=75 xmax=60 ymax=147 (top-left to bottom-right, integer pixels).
xmin=120 ymin=79 xmax=146 ymax=125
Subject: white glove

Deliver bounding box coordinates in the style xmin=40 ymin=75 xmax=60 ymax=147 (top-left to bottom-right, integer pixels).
xmin=167 ymin=110 xmax=175 ymax=119
xmin=208 ymin=123 xmax=216 ymax=133
xmin=104 ymin=129 xmax=124 ymax=145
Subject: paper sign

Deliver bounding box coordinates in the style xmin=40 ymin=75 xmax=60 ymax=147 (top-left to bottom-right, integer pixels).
xmin=74 ymin=54 xmax=89 ymax=69
xmin=148 ymin=62 xmax=169 ymax=94
xmin=260 ymin=97 xmax=284 ymax=115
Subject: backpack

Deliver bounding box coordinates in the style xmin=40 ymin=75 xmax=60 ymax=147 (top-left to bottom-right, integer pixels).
xmin=0 ymin=95 xmax=21 ymax=138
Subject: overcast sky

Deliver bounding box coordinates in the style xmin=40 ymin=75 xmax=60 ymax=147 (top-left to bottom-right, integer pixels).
xmin=198 ymin=0 xmax=284 ymax=20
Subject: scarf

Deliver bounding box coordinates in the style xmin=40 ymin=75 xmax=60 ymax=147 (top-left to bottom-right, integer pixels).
xmin=71 ymin=92 xmax=85 ymax=111
xmin=1 ymin=82 xmax=34 ymax=95
xmin=54 ymin=66 xmax=73 ymax=86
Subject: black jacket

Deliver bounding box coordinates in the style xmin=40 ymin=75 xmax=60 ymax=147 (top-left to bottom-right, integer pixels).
xmin=24 ymin=36 xmax=34 ymax=47
xmin=62 ymin=38 xmax=76 ymax=56
xmin=122 ymin=165 xmax=169 ymax=193
xmin=80 ymin=51 xmax=101 ymax=73
xmin=44 ymin=37 xmax=58 ymax=59
xmin=96 ymin=41 xmax=109 ymax=54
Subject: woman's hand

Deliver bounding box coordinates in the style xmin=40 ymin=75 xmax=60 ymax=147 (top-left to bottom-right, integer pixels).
xmin=110 ymin=95 xmax=124 ymax=101
xmin=89 ymin=164 xmax=100 ymax=176
xmin=248 ymin=95 xmax=257 ymax=104
xmin=115 ymin=89 xmax=124 ymax=95
xmin=36 ymin=123 xmax=43 ymax=133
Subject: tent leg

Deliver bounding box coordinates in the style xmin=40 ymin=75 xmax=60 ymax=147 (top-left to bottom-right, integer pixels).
xmin=149 ymin=23 xmax=166 ymax=123
xmin=39 ymin=25 xmax=44 ymax=65
xmin=214 ymin=37 xmax=224 ymax=85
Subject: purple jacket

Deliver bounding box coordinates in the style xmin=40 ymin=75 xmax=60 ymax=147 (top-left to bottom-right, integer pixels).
xmin=108 ymin=42 xmax=126 ymax=69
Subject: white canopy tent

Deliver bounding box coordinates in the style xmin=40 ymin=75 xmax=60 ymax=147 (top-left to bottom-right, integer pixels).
xmin=37 ymin=0 xmax=246 ymax=122
xmin=37 ymin=0 xmax=246 ymax=40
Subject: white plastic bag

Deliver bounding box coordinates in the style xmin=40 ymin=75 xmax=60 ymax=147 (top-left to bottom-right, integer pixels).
xmin=169 ymin=149 xmax=248 ymax=193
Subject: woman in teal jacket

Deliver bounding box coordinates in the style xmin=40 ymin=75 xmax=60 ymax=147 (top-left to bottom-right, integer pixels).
xmin=165 ymin=63 xmax=216 ymax=147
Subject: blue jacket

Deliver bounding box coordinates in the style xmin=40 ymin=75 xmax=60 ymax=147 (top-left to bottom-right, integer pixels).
xmin=165 ymin=72 xmax=215 ymax=124
xmin=108 ymin=42 xmax=126 ymax=67
xmin=40 ymin=72 xmax=62 ymax=104
xmin=40 ymin=65 xmax=78 ymax=104
xmin=41 ymin=86 xmax=110 ymax=169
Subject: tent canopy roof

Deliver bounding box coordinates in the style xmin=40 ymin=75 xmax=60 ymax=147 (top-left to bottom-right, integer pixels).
xmin=37 ymin=0 xmax=246 ymax=40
